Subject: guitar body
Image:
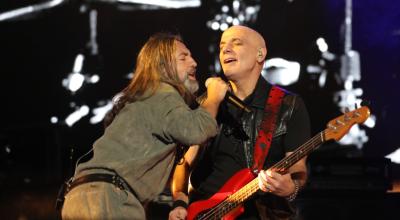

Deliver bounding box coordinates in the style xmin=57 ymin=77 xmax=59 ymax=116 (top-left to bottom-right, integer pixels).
xmin=187 ymin=168 xmax=256 ymax=220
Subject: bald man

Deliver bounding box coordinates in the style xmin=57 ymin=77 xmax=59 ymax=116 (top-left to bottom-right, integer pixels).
xmin=169 ymin=25 xmax=311 ymax=220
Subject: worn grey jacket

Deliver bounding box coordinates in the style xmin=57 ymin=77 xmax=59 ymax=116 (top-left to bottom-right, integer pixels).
xmin=76 ymin=82 xmax=218 ymax=202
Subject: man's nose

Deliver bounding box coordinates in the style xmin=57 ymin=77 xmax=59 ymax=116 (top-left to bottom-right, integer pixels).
xmin=190 ymin=56 xmax=197 ymax=67
xmin=222 ymin=44 xmax=232 ymax=54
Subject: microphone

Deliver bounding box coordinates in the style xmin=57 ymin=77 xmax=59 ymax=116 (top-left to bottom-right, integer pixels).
xmin=225 ymin=91 xmax=252 ymax=113
xmin=205 ymin=78 xmax=252 ymax=113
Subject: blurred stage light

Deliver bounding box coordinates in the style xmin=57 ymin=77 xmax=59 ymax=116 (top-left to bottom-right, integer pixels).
xmin=5 ymin=145 xmax=11 ymax=154
xmin=65 ymin=105 xmax=90 ymax=127
xmin=105 ymin=0 xmax=201 ymax=9
xmin=363 ymin=114 xmax=376 ymax=128
xmin=211 ymin=21 xmax=220 ymax=30
xmin=305 ymin=37 xmax=336 ymax=88
xmin=306 ymin=65 xmax=322 ymax=73
xmin=50 ymin=116 xmax=58 ymax=124
xmin=206 ymin=0 xmax=261 ymax=31
xmin=386 ymin=148 xmax=400 ymax=164
xmin=245 ymin=6 xmax=256 ymax=15
xmin=334 ymin=88 xmax=363 ymax=109
xmin=62 ymin=54 xmax=85 ymax=93
xmin=316 ymin=37 xmax=328 ymax=52
xmin=0 ymin=0 xmax=66 ymax=22
xmin=338 ymin=123 xmax=368 ymax=149
xmin=226 ymin=16 xmax=233 ymax=23
xmin=220 ymin=23 xmax=229 ymax=31
xmin=72 ymin=54 xmax=84 ymax=73
xmin=341 ymin=50 xmax=361 ymax=82
xmin=63 ymin=73 xmax=85 ymax=93
xmin=233 ymin=0 xmax=240 ymax=12
xmin=90 ymin=101 xmax=113 ymax=124
xmin=222 ymin=5 xmax=229 ymax=13
xmin=262 ymin=58 xmax=300 ymax=86
xmin=232 ymin=18 xmax=240 ymax=25
xmin=89 ymin=74 xmax=100 ymax=83
xmin=62 ymin=54 xmax=101 ymax=93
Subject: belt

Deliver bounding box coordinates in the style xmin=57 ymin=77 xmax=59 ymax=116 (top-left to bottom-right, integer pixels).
xmin=55 ymin=173 xmax=136 ymax=210
xmin=67 ymin=173 xmax=134 ymax=194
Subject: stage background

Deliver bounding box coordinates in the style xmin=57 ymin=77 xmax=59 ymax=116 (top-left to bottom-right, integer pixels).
xmin=0 ymin=0 xmax=399 ymax=219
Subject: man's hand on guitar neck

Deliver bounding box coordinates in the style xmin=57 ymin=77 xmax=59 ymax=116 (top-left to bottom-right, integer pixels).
xmin=258 ymin=169 xmax=296 ymax=197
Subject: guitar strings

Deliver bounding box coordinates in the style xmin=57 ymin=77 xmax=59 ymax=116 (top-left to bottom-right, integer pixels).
xmin=196 ymin=131 xmax=328 ymax=219
xmin=197 ymin=132 xmax=325 ymax=219
xmin=272 ymin=132 xmax=324 ymax=170
xmin=199 ymin=111 xmax=364 ymax=219
xmin=194 ymin=108 xmax=365 ymax=219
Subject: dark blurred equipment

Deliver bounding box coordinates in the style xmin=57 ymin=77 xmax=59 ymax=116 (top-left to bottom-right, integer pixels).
xmin=305 ymin=157 xmax=392 ymax=192
xmin=297 ymin=157 xmax=397 ymax=220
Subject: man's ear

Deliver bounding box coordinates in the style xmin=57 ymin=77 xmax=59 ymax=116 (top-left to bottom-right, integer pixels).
xmin=257 ymin=48 xmax=267 ymax=62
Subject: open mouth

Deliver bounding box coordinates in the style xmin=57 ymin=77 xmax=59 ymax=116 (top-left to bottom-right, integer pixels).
xmin=223 ymin=58 xmax=237 ymax=64
xmin=187 ymin=71 xmax=196 ymax=79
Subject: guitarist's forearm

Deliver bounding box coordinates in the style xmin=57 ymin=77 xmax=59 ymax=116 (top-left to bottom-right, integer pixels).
xmin=171 ymin=145 xmax=201 ymax=202
xmin=171 ymin=159 xmax=190 ymax=200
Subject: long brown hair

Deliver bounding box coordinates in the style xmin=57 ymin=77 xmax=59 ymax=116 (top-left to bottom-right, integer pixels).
xmin=104 ymin=33 xmax=195 ymax=127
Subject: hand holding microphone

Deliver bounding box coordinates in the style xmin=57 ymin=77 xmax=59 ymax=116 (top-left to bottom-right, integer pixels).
xmin=205 ymin=77 xmax=252 ymax=113
xmin=199 ymin=77 xmax=229 ymax=118
xmin=204 ymin=77 xmax=230 ymax=105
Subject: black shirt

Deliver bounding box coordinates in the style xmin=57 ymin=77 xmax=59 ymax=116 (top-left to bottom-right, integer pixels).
xmin=191 ymin=76 xmax=310 ymax=206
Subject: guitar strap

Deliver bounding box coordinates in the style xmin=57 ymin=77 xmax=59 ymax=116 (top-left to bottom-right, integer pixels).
xmin=252 ymin=86 xmax=285 ymax=172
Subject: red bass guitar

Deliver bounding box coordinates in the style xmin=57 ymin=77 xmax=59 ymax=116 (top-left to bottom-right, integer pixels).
xmin=187 ymin=106 xmax=371 ymax=220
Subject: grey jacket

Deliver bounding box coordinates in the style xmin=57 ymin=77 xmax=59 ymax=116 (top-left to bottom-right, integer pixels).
xmin=76 ymin=82 xmax=218 ymax=202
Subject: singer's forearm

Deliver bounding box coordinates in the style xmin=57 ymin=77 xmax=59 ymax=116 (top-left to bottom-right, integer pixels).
xmin=200 ymin=97 xmax=220 ymax=118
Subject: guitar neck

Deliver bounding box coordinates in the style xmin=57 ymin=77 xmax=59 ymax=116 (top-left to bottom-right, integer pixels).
xmin=224 ymin=131 xmax=326 ymax=206
xmin=272 ymin=131 xmax=325 ymax=171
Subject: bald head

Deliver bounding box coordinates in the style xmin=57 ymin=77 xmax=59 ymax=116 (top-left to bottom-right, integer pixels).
xmin=223 ymin=25 xmax=266 ymax=51
xmin=220 ymin=25 xmax=267 ymax=68
xmin=219 ymin=25 xmax=267 ymax=86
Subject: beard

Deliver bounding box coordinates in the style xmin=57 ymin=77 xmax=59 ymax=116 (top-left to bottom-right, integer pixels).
xmin=182 ymin=73 xmax=199 ymax=94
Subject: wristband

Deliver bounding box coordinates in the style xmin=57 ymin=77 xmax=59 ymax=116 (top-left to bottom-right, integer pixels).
xmin=172 ymin=200 xmax=188 ymax=209
xmin=286 ymin=179 xmax=300 ymax=202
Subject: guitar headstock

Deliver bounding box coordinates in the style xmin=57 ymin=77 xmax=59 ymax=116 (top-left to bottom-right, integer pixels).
xmin=324 ymin=106 xmax=371 ymax=141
